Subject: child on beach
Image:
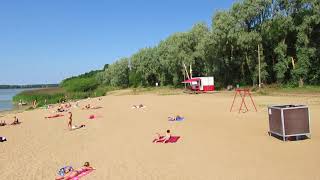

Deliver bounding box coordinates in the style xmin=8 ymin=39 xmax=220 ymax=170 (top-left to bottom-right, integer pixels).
xmin=55 ymin=162 xmax=95 ymax=180
xmin=153 ymin=130 xmax=171 ymax=143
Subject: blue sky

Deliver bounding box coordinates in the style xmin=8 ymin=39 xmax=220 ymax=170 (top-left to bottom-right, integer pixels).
xmin=0 ymin=0 xmax=235 ymax=85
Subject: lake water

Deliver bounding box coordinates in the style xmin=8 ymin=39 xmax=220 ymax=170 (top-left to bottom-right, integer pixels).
xmin=0 ymin=89 xmax=28 ymax=112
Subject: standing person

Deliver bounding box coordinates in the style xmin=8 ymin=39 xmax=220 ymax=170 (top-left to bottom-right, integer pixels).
xmin=68 ymin=112 xmax=73 ymax=130
xmin=33 ymin=100 xmax=37 ymax=108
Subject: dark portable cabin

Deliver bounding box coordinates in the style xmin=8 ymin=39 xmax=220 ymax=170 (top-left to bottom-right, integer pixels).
xmin=268 ymin=105 xmax=310 ymax=141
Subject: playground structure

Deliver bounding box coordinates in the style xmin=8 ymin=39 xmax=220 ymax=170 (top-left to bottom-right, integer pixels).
xmin=181 ymin=63 xmax=215 ymax=92
xmin=230 ymin=89 xmax=257 ymax=113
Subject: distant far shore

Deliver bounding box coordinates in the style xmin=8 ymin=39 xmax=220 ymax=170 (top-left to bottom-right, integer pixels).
xmin=0 ymin=84 xmax=59 ymax=89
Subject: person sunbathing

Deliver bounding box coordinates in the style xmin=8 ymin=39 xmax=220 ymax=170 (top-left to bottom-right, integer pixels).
xmin=71 ymin=124 xmax=86 ymax=131
xmin=45 ymin=114 xmax=64 ymax=119
xmin=11 ymin=116 xmax=20 ymax=125
xmin=55 ymin=162 xmax=95 ymax=180
xmin=153 ymin=130 xmax=171 ymax=143
xmin=132 ymin=104 xmax=145 ymax=109
xmin=0 ymin=120 xmax=6 ymax=126
xmin=168 ymin=115 xmax=183 ymax=121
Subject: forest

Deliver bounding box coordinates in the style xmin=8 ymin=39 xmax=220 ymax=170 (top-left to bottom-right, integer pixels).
xmin=96 ymin=0 xmax=320 ymax=89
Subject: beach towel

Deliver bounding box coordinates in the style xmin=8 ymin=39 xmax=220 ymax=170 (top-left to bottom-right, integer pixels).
xmin=175 ymin=117 xmax=184 ymax=121
xmin=88 ymin=115 xmax=102 ymax=120
xmin=153 ymin=136 xmax=180 ymax=143
xmin=0 ymin=137 xmax=7 ymax=142
xmin=46 ymin=114 xmax=64 ymax=119
xmin=71 ymin=169 xmax=94 ymax=180
xmin=169 ymin=117 xmax=185 ymax=121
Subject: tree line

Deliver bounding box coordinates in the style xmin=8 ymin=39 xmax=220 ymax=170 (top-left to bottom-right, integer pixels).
xmin=92 ymin=0 xmax=320 ymax=89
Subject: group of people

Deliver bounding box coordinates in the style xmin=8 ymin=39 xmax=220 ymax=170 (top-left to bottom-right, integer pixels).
xmin=132 ymin=104 xmax=145 ymax=109
xmin=0 ymin=116 xmax=21 ymax=126
xmin=57 ymin=103 xmax=72 ymax=113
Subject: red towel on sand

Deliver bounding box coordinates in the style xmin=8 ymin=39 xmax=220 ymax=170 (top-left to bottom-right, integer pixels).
xmin=153 ymin=136 xmax=180 ymax=143
xmin=71 ymin=169 xmax=94 ymax=180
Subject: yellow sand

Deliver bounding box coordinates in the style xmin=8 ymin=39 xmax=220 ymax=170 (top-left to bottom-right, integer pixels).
xmin=0 ymin=92 xmax=320 ymax=180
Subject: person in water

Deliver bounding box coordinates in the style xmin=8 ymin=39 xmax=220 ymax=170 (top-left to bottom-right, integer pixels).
xmin=55 ymin=162 xmax=95 ymax=180
xmin=154 ymin=130 xmax=171 ymax=143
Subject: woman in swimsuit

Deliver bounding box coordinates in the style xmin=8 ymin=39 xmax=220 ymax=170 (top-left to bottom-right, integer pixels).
xmin=154 ymin=130 xmax=171 ymax=143
xmin=56 ymin=162 xmax=95 ymax=180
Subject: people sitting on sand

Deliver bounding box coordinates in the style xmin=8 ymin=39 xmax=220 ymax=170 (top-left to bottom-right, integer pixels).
xmin=0 ymin=120 xmax=6 ymax=126
xmin=0 ymin=136 xmax=7 ymax=142
xmin=168 ymin=115 xmax=184 ymax=121
xmin=82 ymin=104 xmax=91 ymax=110
xmin=55 ymin=162 xmax=95 ymax=180
xmin=64 ymin=103 xmax=72 ymax=109
xmin=11 ymin=116 xmax=20 ymax=125
xmin=132 ymin=104 xmax=145 ymax=109
xmin=57 ymin=105 xmax=65 ymax=112
xmin=153 ymin=130 xmax=171 ymax=143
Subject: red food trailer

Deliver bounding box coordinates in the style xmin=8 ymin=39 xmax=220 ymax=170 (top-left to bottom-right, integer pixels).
xmin=182 ymin=77 xmax=215 ymax=92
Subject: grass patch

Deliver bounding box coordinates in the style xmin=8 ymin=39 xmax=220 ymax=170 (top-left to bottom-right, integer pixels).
xmin=13 ymin=86 xmax=115 ymax=108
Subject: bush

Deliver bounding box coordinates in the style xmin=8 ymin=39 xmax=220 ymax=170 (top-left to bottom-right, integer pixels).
xmin=62 ymin=77 xmax=99 ymax=92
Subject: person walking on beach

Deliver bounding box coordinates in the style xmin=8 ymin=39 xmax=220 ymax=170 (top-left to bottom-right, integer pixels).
xmin=68 ymin=112 xmax=73 ymax=130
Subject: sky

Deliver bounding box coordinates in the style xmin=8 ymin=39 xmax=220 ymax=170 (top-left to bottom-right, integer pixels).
xmin=0 ymin=0 xmax=235 ymax=85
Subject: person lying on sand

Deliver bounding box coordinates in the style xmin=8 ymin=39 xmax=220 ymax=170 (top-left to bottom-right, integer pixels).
xmin=168 ymin=115 xmax=184 ymax=121
xmin=55 ymin=162 xmax=95 ymax=180
xmin=132 ymin=104 xmax=145 ymax=109
xmin=82 ymin=104 xmax=102 ymax=110
xmin=0 ymin=120 xmax=6 ymax=126
xmin=71 ymin=125 xmax=86 ymax=131
xmin=11 ymin=116 xmax=21 ymax=125
xmin=153 ymin=130 xmax=171 ymax=143
xmin=45 ymin=114 xmax=64 ymax=119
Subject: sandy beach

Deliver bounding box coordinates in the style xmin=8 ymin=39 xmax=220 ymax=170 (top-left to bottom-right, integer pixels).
xmin=1 ymin=91 xmax=320 ymax=180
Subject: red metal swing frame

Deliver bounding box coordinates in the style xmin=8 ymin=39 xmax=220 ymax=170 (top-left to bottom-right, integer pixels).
xmin=230 ymin=89 xmax=257 ymax=113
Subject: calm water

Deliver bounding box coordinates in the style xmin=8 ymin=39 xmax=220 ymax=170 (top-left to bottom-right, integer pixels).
xmin=0 ymin=89 xmax=27 ymax=111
